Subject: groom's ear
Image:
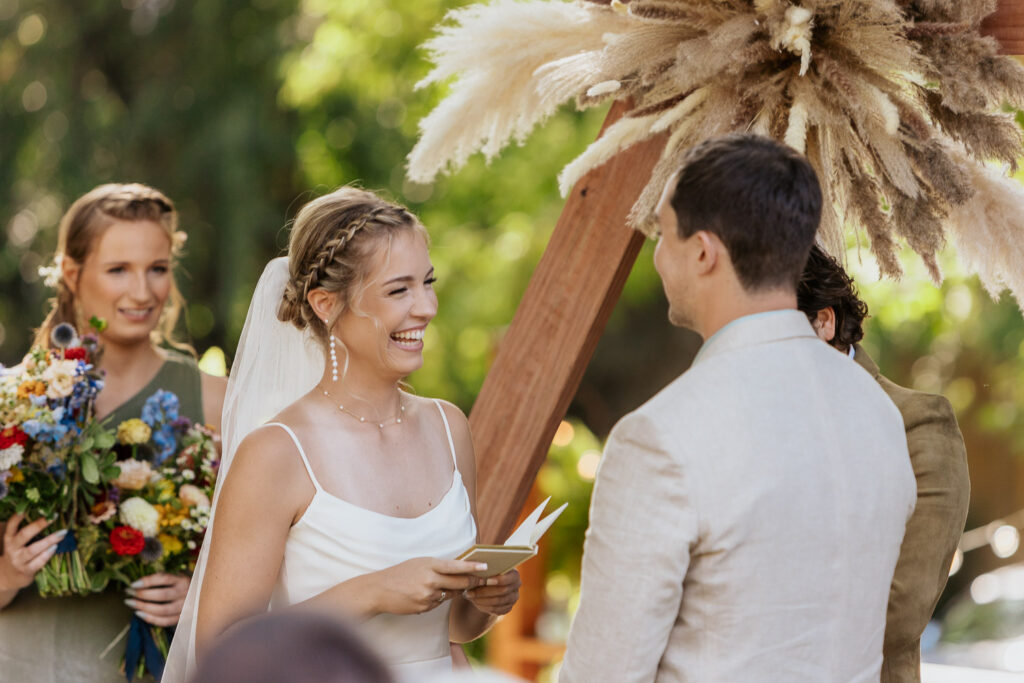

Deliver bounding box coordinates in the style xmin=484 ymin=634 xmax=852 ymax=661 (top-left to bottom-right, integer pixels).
xmin=692 ymin=231 xmax=719 ymax=276
xmin=307 ymin=288 xmax=340 ymax=322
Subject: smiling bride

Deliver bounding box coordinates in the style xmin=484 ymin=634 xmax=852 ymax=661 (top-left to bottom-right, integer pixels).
xmin=163 ymin=186 xmax=521 ymax=682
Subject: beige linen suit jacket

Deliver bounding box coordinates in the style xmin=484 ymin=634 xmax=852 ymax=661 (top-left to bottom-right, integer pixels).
xmin=853 ymin=347 xmax=970 ymax=683
xmin=560 ymin=311 xmax=916 ymax=683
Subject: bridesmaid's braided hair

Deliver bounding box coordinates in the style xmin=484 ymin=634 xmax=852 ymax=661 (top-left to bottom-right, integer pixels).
xmin=278 ymin=187 xmax=426 ymax=345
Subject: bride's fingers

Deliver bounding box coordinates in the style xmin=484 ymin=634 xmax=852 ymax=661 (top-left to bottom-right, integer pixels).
xmin=467 ymin=587 xmax=519 ymax=600
xmin=437 ymin=574 xmax=485 ymax=592
xmin=433 ymin=559 xmax=488 ymax=576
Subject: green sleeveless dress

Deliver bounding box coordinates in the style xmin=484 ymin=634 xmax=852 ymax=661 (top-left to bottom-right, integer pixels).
xmin=0 ymin=349 xmax=204 ymax=682
xmin=101 ymin=350 xmax=205 ymax=429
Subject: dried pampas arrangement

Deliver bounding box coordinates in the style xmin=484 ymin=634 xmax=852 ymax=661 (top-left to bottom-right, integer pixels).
xmin=408 ymin=0 xmax=1024 ymax=304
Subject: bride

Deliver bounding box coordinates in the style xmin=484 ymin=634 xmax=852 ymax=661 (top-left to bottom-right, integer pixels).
xmin=164 ymin=187 xmax=520 ymax=681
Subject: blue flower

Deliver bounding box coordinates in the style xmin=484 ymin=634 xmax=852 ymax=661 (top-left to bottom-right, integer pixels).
xmin=47 ymin=462 xmax=66 ymax=480
xmin=152 ymin=426 xmax=177 ymax=463
xmin=141 ymin=390 xmax=180 ymax=428
xmin=22 ymin=419 xmax=45 ymax=439
xmin=0 ymin=479 xmax=8 ymax=500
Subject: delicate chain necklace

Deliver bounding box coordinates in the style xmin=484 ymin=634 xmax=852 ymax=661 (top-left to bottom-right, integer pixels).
xmin=320 ymin=385 xmax=405 ymax=429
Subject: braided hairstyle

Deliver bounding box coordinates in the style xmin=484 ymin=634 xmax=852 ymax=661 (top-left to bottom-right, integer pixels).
xmin=34 ymin=183 xmax=189 ymax=351
xmin=277 ymin=187 xmax=427 ymax=347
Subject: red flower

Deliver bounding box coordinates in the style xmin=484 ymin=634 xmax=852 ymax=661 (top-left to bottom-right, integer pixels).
xmin=0 ymin=427 xmax=28 ymax=450
xmin=63 ymin=347 xmax=88 ymax=361
xmin=110 ymin=526 xmax=145 ymax=556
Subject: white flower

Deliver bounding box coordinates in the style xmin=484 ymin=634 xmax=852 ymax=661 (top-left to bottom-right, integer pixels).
xmin=181 ymin=470 xmax=195 ymax=481
xmin=113 ymin=460 xmax=154 ymax=490
xmin=0 ymin=444 xmax=24 ymax=470
xmin=41 ymin=360 xmax=77 ymax=399
xmin=119 ymin=497 xmax=160 ymax=537
xmin=178 ymin=484 xmax=210 ymax=510
xmin=187 ymin=540 xmax=196 ymax=550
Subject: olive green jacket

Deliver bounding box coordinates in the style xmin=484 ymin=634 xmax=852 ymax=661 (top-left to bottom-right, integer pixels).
xmin=854 ymin=346 xmax=970 ymax=683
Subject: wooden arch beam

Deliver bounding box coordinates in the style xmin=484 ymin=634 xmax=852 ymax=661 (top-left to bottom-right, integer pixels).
xmin=469 ymin=2 xmax=1024 ymax=545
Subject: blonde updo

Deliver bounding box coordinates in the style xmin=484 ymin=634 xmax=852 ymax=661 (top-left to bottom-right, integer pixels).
xmin=35 ymin=183 xmax=189 ymax=351
xmin=278 ymin=187 xmax=427 ymax=345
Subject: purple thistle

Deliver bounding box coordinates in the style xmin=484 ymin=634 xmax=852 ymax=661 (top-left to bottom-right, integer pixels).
xmin=139 ymin=537 xmax=164 ymax=563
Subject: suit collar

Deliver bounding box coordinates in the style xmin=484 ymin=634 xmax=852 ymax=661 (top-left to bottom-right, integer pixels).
xmin=693 ymin=309 xmax=817 ymax=366
xmin=852 ymin=343 xmax=881 ymax=378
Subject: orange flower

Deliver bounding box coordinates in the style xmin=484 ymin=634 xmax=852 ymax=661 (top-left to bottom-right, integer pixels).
xmin=16 ymin=381 xmax=45 ymax=399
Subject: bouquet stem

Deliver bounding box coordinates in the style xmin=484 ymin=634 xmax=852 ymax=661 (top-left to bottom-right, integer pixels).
xmin=34 ymin=545 xmax=92 ymax=597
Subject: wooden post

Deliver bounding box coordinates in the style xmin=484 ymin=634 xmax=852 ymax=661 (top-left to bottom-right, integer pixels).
xmin=468 ymin=101 xmax=665 ymax=543
xmin=983 ymin=0 xmax=1024 ymax=54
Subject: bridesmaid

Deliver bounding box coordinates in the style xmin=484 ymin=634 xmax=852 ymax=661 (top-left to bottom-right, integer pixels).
xmin=0 ymin=183 xmax=226 ymax=681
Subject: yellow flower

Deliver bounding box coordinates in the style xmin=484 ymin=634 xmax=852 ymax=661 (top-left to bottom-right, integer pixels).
xmin=155 ymin=479 xmax=176 ymax=502
xmin=8 ymin=467 xmax=23 ymax=483
xmin=154 ymin=503 xmax=187 ymax=528
xmin=116 ymin=419 xmax=151 ymax=446
xmin=158 ymin=533 xmax=183 ymax=556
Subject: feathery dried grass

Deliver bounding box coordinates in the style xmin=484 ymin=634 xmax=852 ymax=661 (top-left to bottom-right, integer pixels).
xmin=948 ymin=159 xmax=1024 ymax=303
xmin=408 ymin=0 xmax=631 ymax=181
xmin=412 ymin=0 xmax=1024 ymax=304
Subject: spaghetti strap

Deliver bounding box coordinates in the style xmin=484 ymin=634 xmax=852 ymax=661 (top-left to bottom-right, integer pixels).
xmin=264 ymin=422 xmax=323 ymax=492
xmin=433 ymin=400 xmax=458 ymax=468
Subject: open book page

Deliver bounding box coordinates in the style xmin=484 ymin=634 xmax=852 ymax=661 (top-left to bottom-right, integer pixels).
xmin=456 ymin=498 xmax=568 ymax=577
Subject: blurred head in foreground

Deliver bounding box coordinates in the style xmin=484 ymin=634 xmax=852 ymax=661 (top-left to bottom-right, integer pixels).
xmin=189 ymin=611 xmax=394 ymax=683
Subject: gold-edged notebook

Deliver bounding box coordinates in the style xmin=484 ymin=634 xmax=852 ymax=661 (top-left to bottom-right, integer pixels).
xmin=456 ymin=497 xmax=568 ymax=577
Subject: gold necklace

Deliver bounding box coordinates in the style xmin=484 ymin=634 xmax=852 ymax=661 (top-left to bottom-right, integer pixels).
xmin=320 ymin=385 xmax=405 ymax=429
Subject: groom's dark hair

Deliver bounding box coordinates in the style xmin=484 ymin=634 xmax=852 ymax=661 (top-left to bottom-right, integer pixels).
xmin=669 ymin=133 xmax=821 ymax=292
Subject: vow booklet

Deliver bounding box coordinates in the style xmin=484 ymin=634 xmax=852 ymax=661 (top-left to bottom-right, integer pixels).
xmin=456 ymin=497 xmax=568 ymax=577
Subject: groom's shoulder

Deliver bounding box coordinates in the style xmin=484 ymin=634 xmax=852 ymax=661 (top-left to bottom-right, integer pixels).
xmin=629 ymin=363 xmax=715 ymax=425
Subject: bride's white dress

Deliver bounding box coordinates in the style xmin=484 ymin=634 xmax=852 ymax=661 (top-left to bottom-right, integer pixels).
xmin=265 ymin=399 xmax=477 ymax=680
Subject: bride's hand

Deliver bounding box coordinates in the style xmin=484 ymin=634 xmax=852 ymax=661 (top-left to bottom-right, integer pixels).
xmin=0 ymin=514 xmax=66 ymax=591
xmin=125 ymin=573 xmax=190 ymax=627
xmin=374 ymin=558 xmax=487 ymax=615
xmin=464 ymin=569 xmax=520 ymax=616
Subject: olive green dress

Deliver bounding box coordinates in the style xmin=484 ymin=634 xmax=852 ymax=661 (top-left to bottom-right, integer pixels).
xmin=0 ymin=350 xmax=203 ymax=682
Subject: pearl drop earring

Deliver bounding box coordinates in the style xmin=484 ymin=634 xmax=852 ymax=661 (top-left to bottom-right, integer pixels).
xmin=325 ymin=319 xmax=338 ymax=382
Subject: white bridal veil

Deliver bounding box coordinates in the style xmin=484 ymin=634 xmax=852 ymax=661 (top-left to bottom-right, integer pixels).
xmin=163 ymin=257 xmax=324 ymax=682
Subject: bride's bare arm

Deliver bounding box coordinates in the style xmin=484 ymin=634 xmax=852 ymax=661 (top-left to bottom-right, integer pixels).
xmin=195 ymin=427 xmax=313 ymax=659
xmin=441 ymin=402 xmax=522 ymax=644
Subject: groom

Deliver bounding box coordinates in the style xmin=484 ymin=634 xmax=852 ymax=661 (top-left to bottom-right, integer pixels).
xmin=560 ymin=134 xmax=916 ymax=682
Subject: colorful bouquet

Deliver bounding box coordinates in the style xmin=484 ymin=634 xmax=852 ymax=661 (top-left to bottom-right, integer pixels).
xmin=89 ymin=389 xmax=218 ymax=681
xmin=0 ymin=323 xmax=119 ymax=596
